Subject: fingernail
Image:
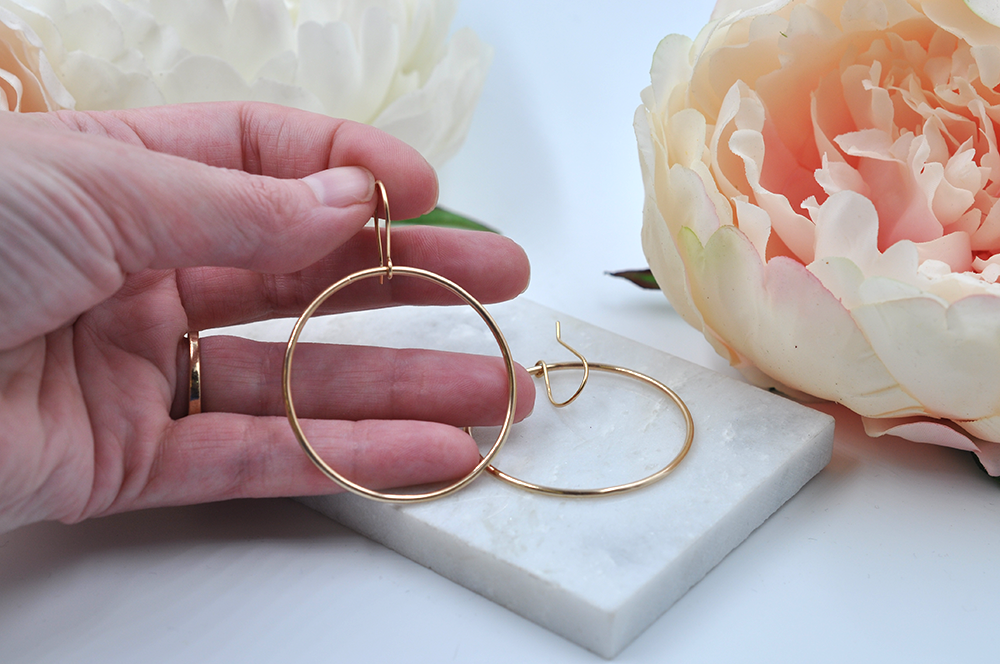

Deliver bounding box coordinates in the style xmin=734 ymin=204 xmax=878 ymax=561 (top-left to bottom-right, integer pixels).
xmin=302 ymin=166 xmax=375 ymax=207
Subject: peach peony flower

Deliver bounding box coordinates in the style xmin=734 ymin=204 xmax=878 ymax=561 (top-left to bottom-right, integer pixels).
xmin=636 ymin=0 xmax=1000 ymax=474
xmin=1 ymin=0 xmax=491 ymax=167
xmin=0 ymin=5 xmax=71 ymax=111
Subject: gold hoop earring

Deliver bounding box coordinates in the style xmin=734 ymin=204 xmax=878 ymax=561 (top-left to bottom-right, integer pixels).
xmin=283 ymin=181 xmax=517 ymax=503
xmin=483 ymin=324 xmax=694 ymax=497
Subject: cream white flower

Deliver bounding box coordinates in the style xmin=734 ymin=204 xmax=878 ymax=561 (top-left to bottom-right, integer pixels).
xmin=637 ymin=0 xmax=1000 ymax=473
xmin=1 ymin=0 xmax=491 ymax=167
xmin=0 ymin=5 xmax=71 ymax=111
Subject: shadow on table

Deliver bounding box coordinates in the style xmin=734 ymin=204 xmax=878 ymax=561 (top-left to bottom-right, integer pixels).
xmin=812 ymin=401 xmax=996 ymax=481
xmin=0 ymin=497 xmax=346 ymax=591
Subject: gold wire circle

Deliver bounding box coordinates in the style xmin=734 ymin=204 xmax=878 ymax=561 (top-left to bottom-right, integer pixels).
xmin=485 ymin=361 xmax=694 ymax=497
xmin=283 ymin=265 xmax=517 ymax=503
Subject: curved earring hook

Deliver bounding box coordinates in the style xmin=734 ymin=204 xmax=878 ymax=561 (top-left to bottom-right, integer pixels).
xmin=373 ymin=180 xmax=393 ymax=283
xmin=536 ymin=321 xmax=590 ymax=407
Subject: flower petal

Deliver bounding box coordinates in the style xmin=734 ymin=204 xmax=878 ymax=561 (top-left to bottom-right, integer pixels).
xmin=641 ymin=163 xmax=720 ymax=334
xmin=294 ymin=19 xmax=362 ymax=117
xmin=965 ymin=0 xmax=1000 ymax=28
xmin=646 ymin=33 xmax=694 ymax=114
xmin=728 ymin=93 xmax=817 ymax=262
xmin=0 ymin=4 xmax=73 ymax=110
xmin=711 ymin=0 xmax=792 ymax=21
xmin=810 ymin=190 xmax=921 ymax=293
xmin=100 ymin=0 xmax=185 ymax=73
xmin=679 ymin=224 xmax=922 ymax=417
xmin=225 ymin=0 xmax=295 ymax=79
xmin=734 ymin=198 xmax=771 ymax=261
xmin=862 ymin=416 xmax=980 ymax=450
xmin=642 ymin=0 xmax=1000 ymax=464
xmin=145 ymin=0 xmax=229 ymax=58
xmin=913 ymin=232 xmax=972 ymax=272
xmin=373 ymin=27 xmax=491 ymax=168
xmin=852 ymin=293 xmax=1000 ymax=419
xmin=975 ymin=442 xmax=1000 ymax=475
xmin=925 ymin=0 xmax=1000 ymax=86
xmin=249 ymin=75 xmax=323 ymax=113
xmin=58 ymin=2 xmax=124 ymax=60
xmin=156 ymin=54 xmax=250 ymax=103
xmin=61 ymin=49 xmax=163 ymax=108
xmin=954 ymin=419 xmax=1000 ymax=474
xmin=865 ymin=415 xmax=1000 ymax=475
xmin=5 ymin=0 xmax=488 ymax=166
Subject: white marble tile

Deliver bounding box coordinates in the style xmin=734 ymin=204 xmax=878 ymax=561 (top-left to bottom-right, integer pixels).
xmin=227 ymin=298 xmax=834 ymax=658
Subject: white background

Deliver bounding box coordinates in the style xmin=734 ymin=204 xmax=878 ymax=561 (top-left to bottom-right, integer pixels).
xmin=2 ymin=2 xmax=999 ymax=662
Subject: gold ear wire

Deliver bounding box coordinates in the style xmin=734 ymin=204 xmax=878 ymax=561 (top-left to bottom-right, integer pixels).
xmin=373 ymin=180 xmax=392 ymax=283
xmin=535 ymin=321 xmax=590 ymax=407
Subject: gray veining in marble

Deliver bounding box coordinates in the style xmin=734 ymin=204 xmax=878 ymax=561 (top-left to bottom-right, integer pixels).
xmin=225 ymin=298 xmax=834 ymax=658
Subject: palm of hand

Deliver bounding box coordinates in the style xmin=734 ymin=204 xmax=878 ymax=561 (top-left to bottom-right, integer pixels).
xmin=1 ymin=271 xmax=187 ymax=529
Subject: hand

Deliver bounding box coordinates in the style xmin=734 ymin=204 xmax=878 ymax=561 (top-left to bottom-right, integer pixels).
xmin=0 ymin=102 xmax=534 ymax=533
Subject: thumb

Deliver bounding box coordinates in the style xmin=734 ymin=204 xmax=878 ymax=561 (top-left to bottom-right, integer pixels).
xmin=98 ymin=147 xmax=379 ymax=274
xmin=0 ymin=119 xmax=379 ymax=348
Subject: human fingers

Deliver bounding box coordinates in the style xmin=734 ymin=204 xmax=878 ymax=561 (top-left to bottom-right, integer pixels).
xmin=174 ymin=335 xmax=536 ymax=424
xmin=108 ymin=415 xmax=483 ymax=514
xmin=0 ymin=110 xmax=428 ymax=348
xmin=52 ymin=102 xmax=438 ymax=220
xmin=38 ymin=127 xmax=376 ymax=275
xmin=27 ymin=103 xmax=440 ymax=274
xmin=178 ymin=226 xmax=531 ymax=329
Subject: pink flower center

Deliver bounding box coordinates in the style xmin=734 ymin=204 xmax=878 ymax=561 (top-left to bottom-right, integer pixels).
xmin=707 ymin=12 xmax=1000 ymax=279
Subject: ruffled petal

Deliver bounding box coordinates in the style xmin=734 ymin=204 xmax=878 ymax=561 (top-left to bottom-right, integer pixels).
xmin=249 ymin=75 xmax=323 ymax=113
xmin=641 ymin=162 xmax=720 ymax=335
xmin=711 ymin=0 xmax=792 ymax=21
xmin=865 ymin=414 xmax=1000 ymax=474
xmin=156 ymin=54 xmax=250 ymax=103
xmin=145 ymin=0 xmax=229 ymax=58
xmin=852 ymin=293 xmax=1000 ymax=419
xmin=61 ymin=49 xmax=163 ymax=108
xmin=3 ymin=0 xmax=487 ymax=166
xmin=727 ymin=92 xmax=817 ymax=262
xmin=954 ymin=418 xmax=1000 ymax=474
xmin=810 ymin=191 xmax=922 ymax=294
xmin=0 ymin=4 xmax=73 ymax=110
xmin=640 ymin=0 xmax=1000 ymax=465
xmin=101 ymin=1 xmax=185 ymax=73
xmin=647 ymin=34 xmax=694 ymax=112
xmin=862 ymin=416 xmax=980 ymax=450
xmin=373 ymin=27 xmax=491 ymax=168
xmin=56 ymin=2 xmax=123 ymax=60
xmin=223 ymin=0 xmax=296 ymax=79
xmin=679 ymin=224 xmax=922 ymax=417
xmin=974 ymin=442 xmax=1000 ymax=475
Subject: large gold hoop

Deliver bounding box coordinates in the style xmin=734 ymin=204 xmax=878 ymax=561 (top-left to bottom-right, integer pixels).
xmin=283 ymin=265 xmax=517 ymax=503
xmin=485 ymin=361 xmax=693 ymax=497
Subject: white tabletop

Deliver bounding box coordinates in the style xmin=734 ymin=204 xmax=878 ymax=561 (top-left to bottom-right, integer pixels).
xmin=2 ymin=2 xmax=998 ymax=662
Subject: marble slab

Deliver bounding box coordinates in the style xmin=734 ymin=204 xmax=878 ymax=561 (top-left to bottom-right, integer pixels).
xmin=226 ymin=298 xmax=834 ymax=658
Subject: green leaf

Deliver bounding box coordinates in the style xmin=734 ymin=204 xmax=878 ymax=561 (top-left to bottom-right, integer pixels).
xmin=607 ymin=268 xmax=660 ymax=290
xmin=395 ymin=206 xmax=500 ymax=233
